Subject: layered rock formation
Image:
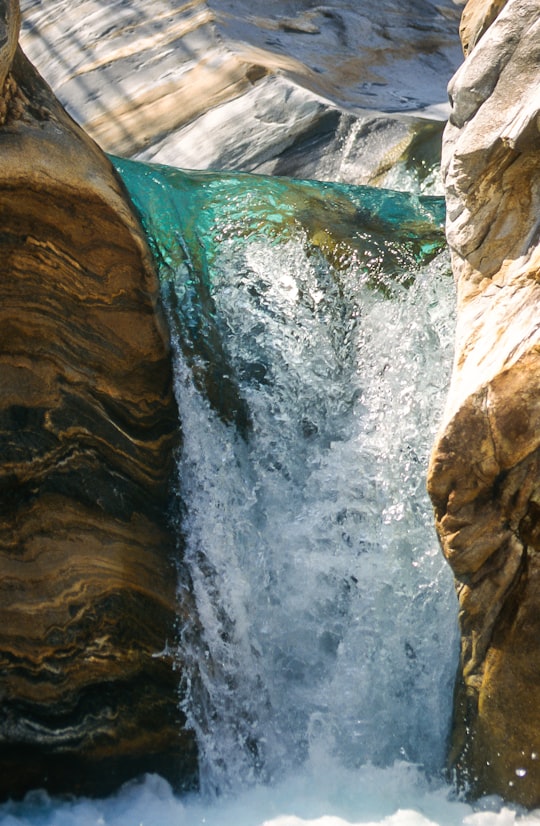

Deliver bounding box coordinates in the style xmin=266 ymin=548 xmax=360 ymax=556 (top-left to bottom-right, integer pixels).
xmin=427 ymin=0 xmax=540 ymax=806
xmin=0 ymin=0 xmax=196 ymax=799
xmin=19 ymin=0 xmax=464 ymax=187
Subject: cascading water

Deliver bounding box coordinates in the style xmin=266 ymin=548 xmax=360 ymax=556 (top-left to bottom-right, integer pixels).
xmin=171 ymin=241 xmax=458 ymax=795
xmin=114 ymin=160 xmax=458 ymax=791
xmin=1 ymin=162 xmax=534 ymax=825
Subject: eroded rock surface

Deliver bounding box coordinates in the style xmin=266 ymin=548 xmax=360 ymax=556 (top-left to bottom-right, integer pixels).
xmin=0 ymin=0 xmax=196 ymax=799
xmin=427 ymin=0 xmax=540 ymax=806
xmin=19 ymin=0 xmax=464 ymax=187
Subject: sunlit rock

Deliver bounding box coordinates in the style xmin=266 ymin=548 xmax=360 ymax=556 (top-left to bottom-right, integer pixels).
xmin=459 ymin=0 xmax=509 ymax=54
xmin=427 ymin=0 xmax=540 ymax=806
xmin=0 ymin=0 xmax=196 ymax=799
xmin=19 ymin=0 xmax=463 ymax=187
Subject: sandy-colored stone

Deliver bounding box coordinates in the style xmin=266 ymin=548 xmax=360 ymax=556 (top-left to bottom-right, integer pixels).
xmin=428 ymin=0 xmax=540 ymax=806
xmin=459 ymin=0 xmax=509 ymax=54
xmin=0 ymin=0 xmax=196 ymax=799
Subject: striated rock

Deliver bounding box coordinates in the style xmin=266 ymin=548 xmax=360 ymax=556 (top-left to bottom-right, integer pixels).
xmin=427 ymin=0 xmax=540 ymax=806
xmin=19 ymin=0 xmax=463 ymax=186
xmin=0 ymin=0 xmax=196 ymax=799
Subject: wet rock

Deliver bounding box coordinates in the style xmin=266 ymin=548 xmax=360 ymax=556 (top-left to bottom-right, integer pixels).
xmin=428 ymin=0 xmax=540 ymax=806
xmin=0 ymin=0 xmax=196 ymax=799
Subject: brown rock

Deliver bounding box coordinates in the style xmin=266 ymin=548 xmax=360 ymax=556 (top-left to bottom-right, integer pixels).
xmin=459 ymin=0 xmax=509 ymax=55
xmin=428 ymin=0 xmax=540 ymax=806
xmin=0 ymin=0 xmax=196 ymax=798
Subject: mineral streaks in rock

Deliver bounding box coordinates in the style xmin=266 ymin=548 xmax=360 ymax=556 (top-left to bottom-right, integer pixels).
xmin=0 ymin=4 xmax=196 ymax=800
xmin=428 ymin=0 xmax=540 ymax=807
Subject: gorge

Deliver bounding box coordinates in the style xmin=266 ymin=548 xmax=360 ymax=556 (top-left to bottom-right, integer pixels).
xmin=0 ymin=0 xmax=540 ymax=823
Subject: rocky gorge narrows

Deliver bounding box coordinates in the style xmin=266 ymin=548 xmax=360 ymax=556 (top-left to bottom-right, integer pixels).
xmin=2 ymin=0 xmax=540 ymax=814
xmin=0 ymin=0 xmax=465 ymax=801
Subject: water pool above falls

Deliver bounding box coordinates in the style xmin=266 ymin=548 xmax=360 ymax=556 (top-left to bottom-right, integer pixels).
xmin=112 ymin=156 xmax=447 ymax=435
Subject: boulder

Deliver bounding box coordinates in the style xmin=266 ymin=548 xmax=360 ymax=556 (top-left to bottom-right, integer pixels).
xmin=427 ymin=0 xmax=540 ymax=806
xmin=0 ymin=0 xmax=196 ymax=799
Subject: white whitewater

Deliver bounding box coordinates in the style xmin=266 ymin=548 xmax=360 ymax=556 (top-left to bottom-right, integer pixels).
xmin=1 ymin=237 xmax=538 ymax=826
xmin=172 ymin=239 xmax=458 ymax=794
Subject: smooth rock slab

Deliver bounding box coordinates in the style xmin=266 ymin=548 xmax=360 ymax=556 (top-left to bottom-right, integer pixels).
xmin=0 ymin=0 xmax=196 ymax=799
xmin=19 ymin=0 xmax=464 ymax=185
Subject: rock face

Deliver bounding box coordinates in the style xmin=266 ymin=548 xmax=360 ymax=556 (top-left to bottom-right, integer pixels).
xmin=19 ymin=0 xmax=464 ymax=187
xmin=427 ymin=0 xmax=540 ymax=807
xmin=0 ymin=0 xmax=196 ymax=799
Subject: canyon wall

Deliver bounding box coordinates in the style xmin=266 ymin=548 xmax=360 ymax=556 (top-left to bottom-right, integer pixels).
xmin=0 ymin=0 xmax=196 ymax=798
xmin=427 ymin=0 xmax=540 ymax=807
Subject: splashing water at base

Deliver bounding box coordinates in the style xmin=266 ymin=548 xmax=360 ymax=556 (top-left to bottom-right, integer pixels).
xmin=2 ymin=765 xmax=539 ymax=826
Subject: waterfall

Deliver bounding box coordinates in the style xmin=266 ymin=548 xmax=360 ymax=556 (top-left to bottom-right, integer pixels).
xmin=113 ymin=159 xmax=458 ymax=793
xmin=172 ymin=244 xmax=458 ymax=795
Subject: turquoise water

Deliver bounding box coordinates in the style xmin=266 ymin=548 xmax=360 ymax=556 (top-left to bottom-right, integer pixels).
xmin=111 ymin=158 xmax=445 ymax=286
xmin=112 ymin=157 xmax=446 ymax=434
xmin=111 ymin=158 xmax=445 ymax=271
